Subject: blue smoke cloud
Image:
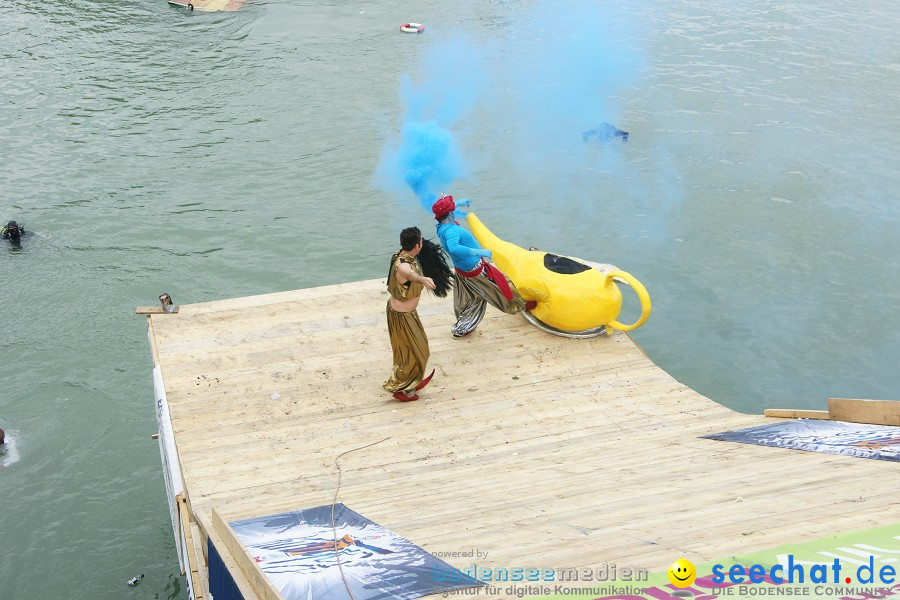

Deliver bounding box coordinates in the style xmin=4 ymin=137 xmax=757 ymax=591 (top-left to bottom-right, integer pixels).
xmin=375 ymin=38 xmax=488 ymax=212
xmin=397 ymin=119 xmax=461 ymax=209
xmin=496 ymin=2 xmax=643 ymax=156
xmin=376 ymin=1 xmax=662 ymax=233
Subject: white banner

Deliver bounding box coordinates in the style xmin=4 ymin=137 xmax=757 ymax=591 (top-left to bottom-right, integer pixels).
xmin=153 ymin=364 xmax=185 ymax=572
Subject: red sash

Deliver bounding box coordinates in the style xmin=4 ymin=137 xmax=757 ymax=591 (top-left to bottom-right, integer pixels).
xmin=455 ymin=261 xmax=484 ymax=277
xmin=455 ymin=259 xmax=514 ymax=301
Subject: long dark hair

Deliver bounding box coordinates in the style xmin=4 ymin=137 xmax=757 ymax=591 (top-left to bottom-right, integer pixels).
xmin=418 ymin=238 xmax=453 ymax=297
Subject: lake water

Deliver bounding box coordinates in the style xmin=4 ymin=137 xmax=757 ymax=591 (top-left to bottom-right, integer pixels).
xmin=1 ymin=1 xmax=898 ymax=598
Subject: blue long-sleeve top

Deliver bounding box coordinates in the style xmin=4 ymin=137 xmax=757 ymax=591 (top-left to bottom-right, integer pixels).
xmin=436 ymin=221 xmax=484 ymax=272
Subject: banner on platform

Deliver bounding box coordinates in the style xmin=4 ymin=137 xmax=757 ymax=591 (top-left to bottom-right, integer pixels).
xmin=702 ymin=419 xmax=900 ymax=462
xmin=230 ymin=503 xmax=482 ymax=600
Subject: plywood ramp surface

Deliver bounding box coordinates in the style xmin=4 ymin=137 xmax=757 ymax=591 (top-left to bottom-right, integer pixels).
xmin=149 ymin=279 xmax=900 ymax=598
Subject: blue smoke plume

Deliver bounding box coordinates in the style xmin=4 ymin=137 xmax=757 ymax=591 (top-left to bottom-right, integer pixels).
xmin=376 ymin=1 xmax=659 ymax=232
xmin=376 ymin=38 xmax=488 ymax=212
xmin=397 ymin=119 xmax=461 ymax=209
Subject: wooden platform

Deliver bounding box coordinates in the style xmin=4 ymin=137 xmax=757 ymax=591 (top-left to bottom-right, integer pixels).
xmin=146 ymin=278 xmax=900 ymax=599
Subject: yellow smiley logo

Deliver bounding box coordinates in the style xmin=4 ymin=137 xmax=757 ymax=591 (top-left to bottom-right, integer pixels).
xmin=667 ymin=558 xmax=697 ymax=588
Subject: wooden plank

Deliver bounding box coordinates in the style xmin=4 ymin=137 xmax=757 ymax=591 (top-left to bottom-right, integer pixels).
xmin=168 ymin=280 xmax=380 ymax=318
xmin=211 ymin=507 xmax=285 ymax=600
xmin=828 ymin=397 xmax=900 ymax=426
xmin=190 ymin=521 xmax=210 ymax=600
xmin=178 ymin=495 xmax=205 ymax=599
xmin=764 ymin=408 xmax=830 ymax=419
xmin=196 ymin=512 xmax=258 ymax=600
xmin=147 ymin=318 xmax=162 ymax=370
xmin=136 ymin=306 xmax=179 ymax=314
xmin=175 ymin=408 xmax=752 ymax=493
xmin=209 ymin=449 xmax=849 ymax=530
xmin=168 ymin=369 xmax=701 ymax=452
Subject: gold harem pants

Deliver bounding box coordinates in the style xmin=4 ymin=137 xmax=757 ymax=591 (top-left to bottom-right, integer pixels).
xmin=383 ymin=302 xmax=430 ymax=393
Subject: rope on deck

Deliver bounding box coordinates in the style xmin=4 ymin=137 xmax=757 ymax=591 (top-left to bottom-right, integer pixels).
xmin=331 ymin=437 xmax=391 ymax=600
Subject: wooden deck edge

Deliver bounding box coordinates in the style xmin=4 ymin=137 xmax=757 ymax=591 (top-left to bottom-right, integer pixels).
xmin=212 ymin=507 xmax=286 ymax=600
xmin=163 ymin=279 xmax=382 ymax=317
xmin=147 ymin=316 xmax=162 ymax=370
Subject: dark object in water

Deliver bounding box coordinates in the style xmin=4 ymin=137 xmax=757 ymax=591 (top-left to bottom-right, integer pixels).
xmin=582 ymin=123 xmax=629 ymax=142
xmin=2 ymin=220 xmax=24 ymax=243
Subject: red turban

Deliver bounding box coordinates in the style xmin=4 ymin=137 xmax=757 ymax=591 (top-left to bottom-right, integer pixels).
xmin=431 ymin=195 xmax=455 ymax=220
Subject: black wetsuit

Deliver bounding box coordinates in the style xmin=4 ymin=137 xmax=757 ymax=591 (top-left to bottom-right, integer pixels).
xmin=1 ymin=225 xmax=25 ymax=242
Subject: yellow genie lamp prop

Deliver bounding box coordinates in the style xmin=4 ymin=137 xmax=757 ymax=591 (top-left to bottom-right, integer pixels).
xmin=467 ymin=213 xmax=652 ymax=338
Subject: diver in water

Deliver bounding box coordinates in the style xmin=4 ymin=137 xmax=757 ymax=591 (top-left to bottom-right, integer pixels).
xmin=582 ymin=123 xmax=629 ymax=142
xmin=1 ymin=221 xmax=25 ymax=243
xmin=0 ymin=428 xmax=5 ymax=445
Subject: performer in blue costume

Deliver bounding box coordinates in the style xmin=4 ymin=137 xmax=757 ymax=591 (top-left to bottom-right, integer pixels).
xmin=432 ymin=195 xmax=533 ymax=337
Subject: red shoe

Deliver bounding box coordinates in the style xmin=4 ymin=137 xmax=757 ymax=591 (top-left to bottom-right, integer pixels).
xmin=393 ymin=391 xmax=419 ymax=402
xmin=415 ymin=370 xmax=435 ymax=391
xmin=524 ymin=300 xmax=538 ymax=311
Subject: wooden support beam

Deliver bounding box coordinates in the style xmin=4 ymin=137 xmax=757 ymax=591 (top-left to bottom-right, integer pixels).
xmin=197 ymin=512 xmax=257 ymax=600
xmin=179 ymin=495 xmax=205 ymax=600
xmin=190 ymin=521 xmax=210 ymax=600
xmin=828 ymin=397 xmax=900 ymax=426
xmin=136 ymin=306 xmax=180 ymax=315
xmin=765 ymin=399 xmax=900 ymax=426
xmin=764 ymin=409 xmax=830 ymax=420
xmin=211 ymin=507 xmax=285 ymax=600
